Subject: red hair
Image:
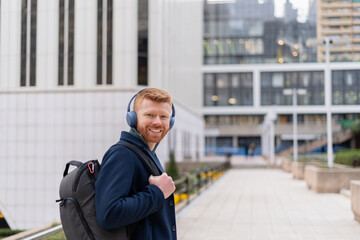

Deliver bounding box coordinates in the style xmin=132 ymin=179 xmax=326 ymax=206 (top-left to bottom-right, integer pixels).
xmin=134 ymin=88 xmax=172 ymax=111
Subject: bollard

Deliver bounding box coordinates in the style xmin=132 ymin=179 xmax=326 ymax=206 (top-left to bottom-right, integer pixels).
xmin=185 ymin=173 xmax=190 ymax=204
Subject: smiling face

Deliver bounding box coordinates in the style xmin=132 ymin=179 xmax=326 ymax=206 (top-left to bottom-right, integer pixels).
xmin=135 ymin=98 xmax=172 ymax=150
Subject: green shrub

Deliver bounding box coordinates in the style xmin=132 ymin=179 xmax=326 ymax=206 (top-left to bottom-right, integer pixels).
xmin=0 ymin=228 xmax=23 ymax=237
xmin=166 ymin=151 xmax=180 ymax=180
xmin=43 ymin=230 xmax=66 ymax=240
xmin=334 ymin=149 xmax=360 ymax=166
xmin=350 ymin=120 xmax=360 ymax=133
xmin=297 ymin=153 xmax=327 ymax=163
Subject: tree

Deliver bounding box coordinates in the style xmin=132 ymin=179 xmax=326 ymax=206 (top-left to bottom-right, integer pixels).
xmin=166 ymin=151 xmax=180 ymax=180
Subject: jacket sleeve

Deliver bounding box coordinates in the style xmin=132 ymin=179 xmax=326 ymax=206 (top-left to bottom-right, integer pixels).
xmin=95 ymin=146 xmax=165 ymax=230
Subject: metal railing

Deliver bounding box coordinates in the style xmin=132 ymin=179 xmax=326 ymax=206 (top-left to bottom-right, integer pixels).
xmin=173 ymin=161 xmax=230 ymax=206
xmin=3 ymin=224 xmax=63 ymax=240
xmin=22 ymin=225 xmax=63 ymax=240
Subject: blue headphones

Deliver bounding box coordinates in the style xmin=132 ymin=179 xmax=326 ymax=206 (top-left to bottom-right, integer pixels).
xmin=126 ymin=89 xmax=176 ymax=129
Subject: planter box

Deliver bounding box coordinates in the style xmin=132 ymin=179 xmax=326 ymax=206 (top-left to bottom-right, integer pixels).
xmin=305 ymin=165 xmax=360 ymax=193
xmin=291 ymin=161 xmax=320 ymax=180
xmin=282 ymin=158 xmax=292 ymax=173
xmin=291 ymin=161 xmax=307 ymax=179
xmin=351 ymin=180 xmax=360 ymax=222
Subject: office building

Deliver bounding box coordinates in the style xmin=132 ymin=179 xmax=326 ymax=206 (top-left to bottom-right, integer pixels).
xmin=317 ymin=0 xmax=360 ymax=62
xmin=0 ymin=0 xmax=204 ymax=229
xmin=203 ymin=0 xmax=360 ymax=156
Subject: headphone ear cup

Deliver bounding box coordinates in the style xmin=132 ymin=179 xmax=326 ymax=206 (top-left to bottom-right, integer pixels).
xmin=126 ymin=111 xmax=137 ymax=128
xmin=169 ymin=117 xmax=175 ymax=129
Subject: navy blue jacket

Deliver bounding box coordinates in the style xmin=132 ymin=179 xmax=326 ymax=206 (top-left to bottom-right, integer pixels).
xmin=95 ymin=131 xmax=177 ymax=240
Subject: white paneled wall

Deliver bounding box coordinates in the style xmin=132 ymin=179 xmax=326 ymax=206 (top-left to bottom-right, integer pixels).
xmin=0 ymin=91 xmax=203 ymax=229
xmin=0 ymin=0 xmax=21 ymax=90
xmin=149 ymin=0 xmax=203 ymax=115
xmin=75 ymin=0 xmax=97 ymax=88
xmin=0 ymin=92 xmax=122 ymax=228
xmin=36 ymin=0 xmax=58 ymax=89
xmin=112 ymin=0 xmax=138 ymax=88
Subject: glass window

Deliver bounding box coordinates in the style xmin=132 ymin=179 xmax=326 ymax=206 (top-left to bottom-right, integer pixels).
xmin=261 ymin=72 xmax=271 ymax=87
xmin=106 ymin=0 xmax=113 ymax=84
xmin=216 ymin=137 xmax=232 ymax=147
xmin=204 ymin=73 xmax=253 ymax=106
xmin=261 ymin=71 xmax=324 ymax=106
xmin=96 ymin=0 xmax=113 ymax=85
xmin=203 ymin=0 xmax=318 ymax=64
xmin=231 ymin=74 xmax=240 ymax=87
xmin=217 ymin=88 xmax=229 ymax=106
xmin=346 ymin=72 xmax=354 ymax=86
xmin=312 ymin=72 xmax=324 ymax=86
xmin=205 ymin=88 xmax=217 ymax=106
xmin=272 ymin=73 xmax=283 ymax=87
xmin=68 ymin=0 xmax=75 ymax=86
xmin=243 ymin=73 xmax=253 ymax=87
xmin=58 ymin=0 xmax=65 ymax=86
xmin=216 ymin=74 xmax=229 ymax=88
xmin=332 ymin=70 xmax=360 ymax=105
xmin=20 ymin=0 xmax=37 ymax=87
xmin=30 ymin=0 xmax=37 ymax=87
xmin=20 ymin=0 xmax=28 ymax=87
xmin=96 ymin=0 xmax=103 ymax=85
xmin=299 ymin=72 xmax=310 ymax=87
xmin=138 ymin=0 xmax=148 ymax=86
xmin=58 ymin=0 xmax=74 ymax=86
xmin=204 ymin=74 xmax=215 ymax=87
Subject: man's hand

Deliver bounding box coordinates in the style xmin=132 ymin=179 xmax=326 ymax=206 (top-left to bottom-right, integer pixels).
xmin=148 ymin=173 xmax=176 ymax=199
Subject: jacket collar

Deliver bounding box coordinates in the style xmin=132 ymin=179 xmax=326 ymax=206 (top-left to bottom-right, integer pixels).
xmin=126 ymin=128 xmax=159 ymax=152
xmin=119 ymin=131 xmax=164 ymax=172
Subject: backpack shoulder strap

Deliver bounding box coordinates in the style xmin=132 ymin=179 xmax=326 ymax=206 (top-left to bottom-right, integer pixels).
xmin=113 ymin=142 xmax=161 ymax=176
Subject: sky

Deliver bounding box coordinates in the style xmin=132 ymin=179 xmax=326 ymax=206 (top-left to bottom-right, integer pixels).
xmin=274 ymin=0 xmax=310 ymax=23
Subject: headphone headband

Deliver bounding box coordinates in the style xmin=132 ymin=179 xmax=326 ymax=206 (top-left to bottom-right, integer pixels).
xmin=127 ymin=89 xmax=146 ymax=112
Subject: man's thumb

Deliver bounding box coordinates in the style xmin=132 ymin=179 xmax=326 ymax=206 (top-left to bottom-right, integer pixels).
xmin=149 ymin=175 xmax=155 ymax=183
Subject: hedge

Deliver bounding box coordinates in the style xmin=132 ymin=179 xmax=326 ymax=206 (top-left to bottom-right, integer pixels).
xmin=334 ymin=149 xmax=360 ymax=166
xmin=0 ymin=228 xmax=23 ymax=238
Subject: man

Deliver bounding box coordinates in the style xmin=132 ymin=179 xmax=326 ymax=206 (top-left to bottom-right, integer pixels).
xmin=95 ymin=88 xmax=177 ymax=240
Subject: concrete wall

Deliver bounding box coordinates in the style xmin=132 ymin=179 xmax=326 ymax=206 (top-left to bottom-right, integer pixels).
xmin=351 ymin=180 xmax=360 ymax=222
xmin=304 ymin=165 xmax=360 ymax=193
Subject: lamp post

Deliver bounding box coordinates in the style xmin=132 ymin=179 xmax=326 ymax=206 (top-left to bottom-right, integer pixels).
xmin=324 ymin=37 xmax=334 ymax=168
xmin=283 ymin=88 xmax=307 ymax=162
xmin=262 ymin=110 xmax=277 ymax=166
xmin=306 ymin=37 xmax=349 ymax=168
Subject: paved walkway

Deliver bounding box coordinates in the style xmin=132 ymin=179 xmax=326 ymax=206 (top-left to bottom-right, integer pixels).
xmin=176 ymin=168 xmax=360 ymax=240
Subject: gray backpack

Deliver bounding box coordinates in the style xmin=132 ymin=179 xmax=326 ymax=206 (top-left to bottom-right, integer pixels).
xmin=57 ymin=142 xmax=160 ymax=240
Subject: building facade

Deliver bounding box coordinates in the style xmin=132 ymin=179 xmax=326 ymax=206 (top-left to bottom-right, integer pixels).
xmin=0 ymin=0 xmax=204 ymax=229
xmin=317 ymin=0 xmax=360 ymax=62
xmin=203 ymin=62 xmax=360 ymax=155
xmin=203 ymin=0 xmax=360 ymax=156
xmin=203 ymin=0 xmax=317 ymax=65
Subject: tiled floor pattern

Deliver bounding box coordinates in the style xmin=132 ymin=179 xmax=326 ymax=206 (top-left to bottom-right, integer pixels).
xmin=177 ymin=169 xmax=360 ymax=240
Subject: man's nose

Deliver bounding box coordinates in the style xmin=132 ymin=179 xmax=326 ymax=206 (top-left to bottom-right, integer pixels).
xmin=152 ymin=116 xmax=161 ymax=125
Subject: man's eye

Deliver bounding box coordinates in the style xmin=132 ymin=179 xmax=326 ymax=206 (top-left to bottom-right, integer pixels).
xmin=146 ymin=114 xmax=153 ymax=117
xmin=161 ymin=116 xmax=168 ymax=119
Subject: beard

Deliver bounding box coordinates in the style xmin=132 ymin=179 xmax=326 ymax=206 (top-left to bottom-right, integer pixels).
xmin=137 ymin=125 xmax=169 ymax=146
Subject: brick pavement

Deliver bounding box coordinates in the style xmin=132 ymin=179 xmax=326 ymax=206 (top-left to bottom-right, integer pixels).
xmin=176 ymin=168 xmax=360 ymax=240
